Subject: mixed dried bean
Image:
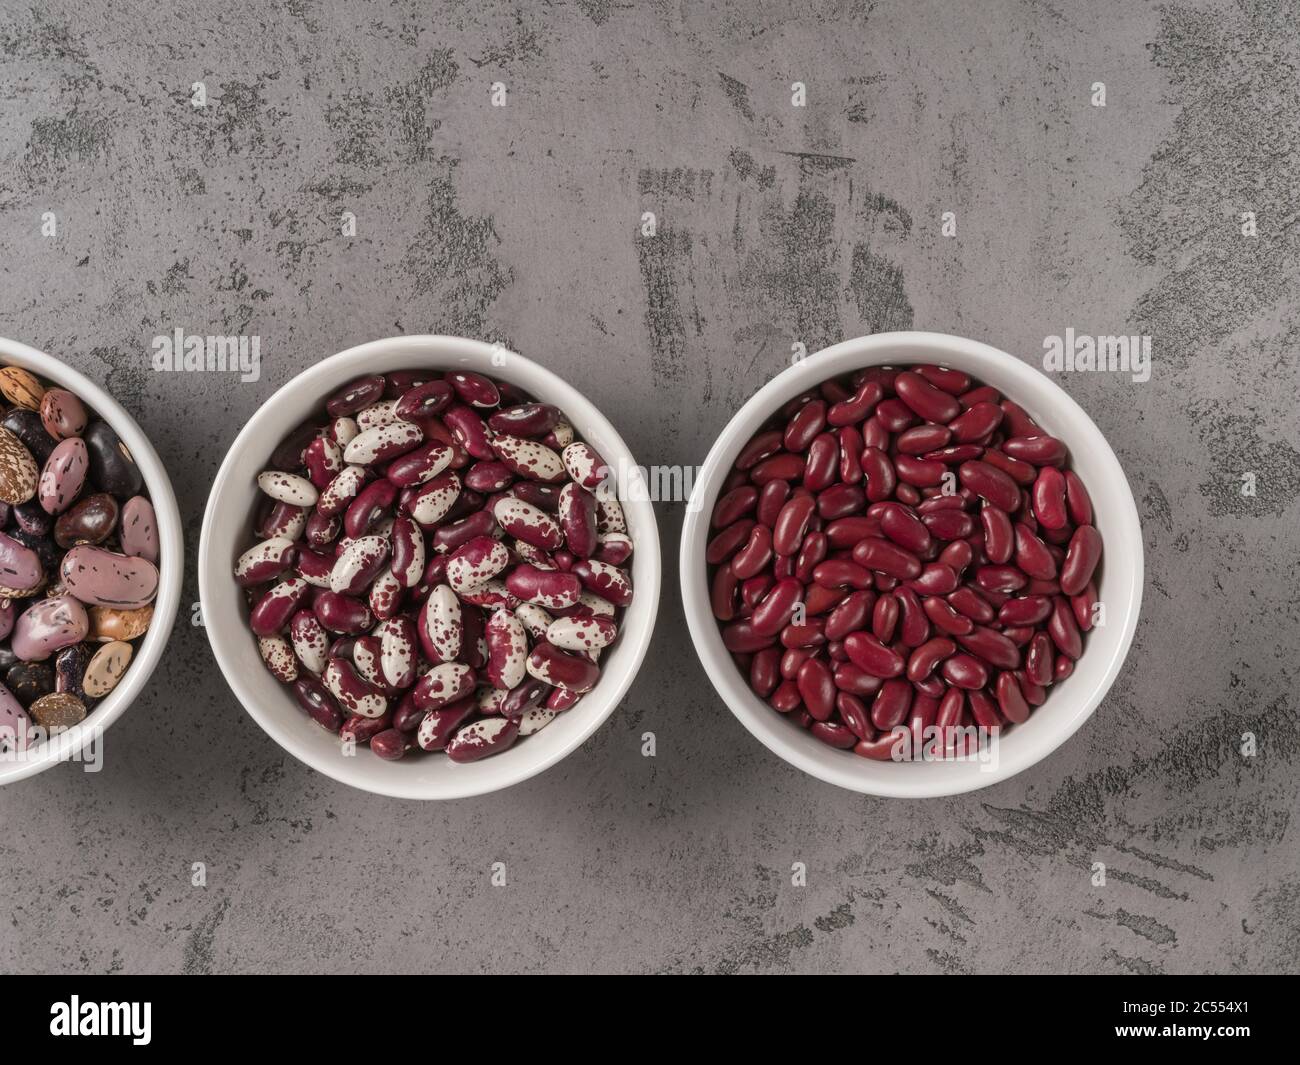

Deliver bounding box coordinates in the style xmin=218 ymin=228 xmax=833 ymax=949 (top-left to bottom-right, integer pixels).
xmin=0 ymin=365 xmax=159 ymax=750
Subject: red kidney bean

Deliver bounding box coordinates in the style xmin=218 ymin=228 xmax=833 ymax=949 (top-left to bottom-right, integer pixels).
xmin=975 ymin=565 xmax=1027 ymax=594
xmin=981 ymin=446 xmax=1037 ymax=486
xmin=713 ymin=485 xmax=757 ymax=528
xmin=1014 ymin=523 xmax=1057 ymax=580
xmin=751 ymin=452 xmax=805 ymax=484
xmin=940 ymin=653 xmax=987 ymax=690
xmin=906 ymin=637 xmax=955 ymax=682
xmin=871 ymin=593 xmax=900 ymax=642
xmin=995 ymin=671 xmax=1030 ymax=724
xmin=967 ymin=689 xmax=1001 ymax=729
xmin=908 ymin=560 xmax=960 ymax=598
xmin=1070 ymin=580 xmax=1098 ymax=632
xmin=895 ymin=371 xmax=961 ymax=423
xmin=711 ymin=563 xmax=740 ymax=621
xmin=938 ymin=539 xmax=972 ymax=574
xmin=897 ymin=424 xmax=951 ymax=455
xmin=879 ymin=503 xmax=932 ymax=555
xmin=924 ymin=444 xmax=984 ymax=465
xmin=838 ymin=427 xmax=863 ymax=484
xmin=1015 ymin=670 xmax=1047 ymax=706
xmin=921 ymin=509 xmax=973 ymax=541
xmin=824 ymin=589 xmax=873 ymax=640
xmin=811 ymin=720 xmax=857 ymax=749
xmin=860 ymin=447 xmax=896 ymax=502
xmin=1025 ymin=631 xmax=1055 ymax=687
xmin=956 ymin=625 xmax=1021 ymax=670
xmin=781 ymin=647 xmax=814 ymax=679
xmin=1063 ymin=470 xmax=1093 ymax=525
xmin=769 ymin=680 xmax=801 ymax=712
xmin=825 ymin=515 xmax=879 ymax=547
xmin=797 ymin=658 xmax=836 ymax=721
xmin=755 ymin=478 xmax=789 ymax=528
xmin=772 ymin=494 xmax=816 ymax=556
xmin=935 ymin=686 xmax=964 ymax=737
xmin=948 ymin=401 xmax=1003 ymax=444
xmin=861 ymin=417 xmax=889 ymax=451
xmin=959 ymin=384 xmax=999 ymax=407
xmin=816 ymin=483 xmax=865 ymax=520
xmin=947 ymin=586 xmax=994 ymax=623
xmin=871 ymin=678 xmax=913 ymax=730
xmin=811 ymin=559 xmax=872 ymax=591
xmin=893 ymin=587 xmax=930 ymax=647
xmin=803 ymin=433 xmax=840 ymax=491
xmin=730 ymin=523 xmax=773 ymax=580
xmin=781 ymin=621 xmax=826 ymax=651
xmin=783 ymin=400 xmax=826 ymax=452
xmin=979 ymin=502 xmax=1013 ymax=564
xmin=837 ymin=692 xmax=874 ymax=740
xmin=916 ymin=364 xmax=971 ymax=395
xmin=827 ymin=378 xmax=883 ymax=426
xmin=1047 ymin=595 xmax=1083 ymax=658
xmin=1003 ymin=434 xmax=1067 ymax=467
xmin=922 ymin=595 xmax=973 ymax=636
xmin=740 ymin=573 xmax=772 ymax=611
xmin=713 ymin=365 xmax=1102 ymax=753
xmin=844 ymin=632 xmax=904 ymax=678
xmin=959 ymin=460 xmax=1020 ymax=511
xmin=793 ymin=531 xmax=828 ymax=583
xmin=834 ymin=661 xmax=884 ymax=697
xmin=997 ymin=595 xmax=1051 ymax=627
xmin=749 ymin=578 xmax=803 ymax=637
xmin=851 ymin=537 xmax=922 ymax=580
xmin=893 ymin=455 xmax=946 ymax=488
xmin=749 ymin=647 xmax=781 ymax=697
xmin=736 ymin=430 xmax=784 ymax=470
xmin=1059 ymin=525 xmax=1102 ymax=596
xmin=706 ymin=518 xmax=754 ymax=566
xmin=998 ymin=399 xmax=1040 ymax=437
xmin=1031 ymin=466 xmax=1068 ymax=530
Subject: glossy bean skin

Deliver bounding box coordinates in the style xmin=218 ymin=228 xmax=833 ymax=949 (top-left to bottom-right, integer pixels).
xmin=1032 ymin=466 xmax=1068 ymax=529
xmin=1059 ymin=524 xmax=1102 ymax=596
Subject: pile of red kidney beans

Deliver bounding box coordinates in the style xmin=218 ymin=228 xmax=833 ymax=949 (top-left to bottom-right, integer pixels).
xmin=237 ymin=369 xmax=633 ymax=763
xmin=709 ymin=364 xmax=1102 ymax=760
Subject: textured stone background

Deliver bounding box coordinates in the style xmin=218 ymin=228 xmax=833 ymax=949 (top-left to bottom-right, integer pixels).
xmin=1 ymin=0 xmax=1297 ymax=974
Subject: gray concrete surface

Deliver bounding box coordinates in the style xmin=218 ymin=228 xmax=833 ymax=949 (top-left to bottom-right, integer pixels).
xmin=1 ymin=0 xmax=1297 ymax=974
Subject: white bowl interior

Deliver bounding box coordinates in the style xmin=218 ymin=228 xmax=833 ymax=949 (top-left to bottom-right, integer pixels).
xmin=0 ymin=337 xmax=184 ymax=784
xmin=199 ymin=336 xmax=661 ymax=800
xmin=681 ymin=331 xmax=1143 ymax=798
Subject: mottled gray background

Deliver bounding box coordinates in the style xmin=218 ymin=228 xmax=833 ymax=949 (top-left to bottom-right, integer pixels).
xmin=1 ymin=0 xmax=1297 ymax=974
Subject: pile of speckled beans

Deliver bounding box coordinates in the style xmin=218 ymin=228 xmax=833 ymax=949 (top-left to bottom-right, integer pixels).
xmin=236 ymin=369 xmax=634 ymax=762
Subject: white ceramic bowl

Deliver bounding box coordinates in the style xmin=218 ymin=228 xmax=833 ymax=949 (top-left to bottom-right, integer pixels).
xmin=0 ymin=337 xmax=184 ymax=785
xmin=681 ymin=332 xmax=1143 ymax=797
xmin=200 ymin=335 xmax=661 ymax=800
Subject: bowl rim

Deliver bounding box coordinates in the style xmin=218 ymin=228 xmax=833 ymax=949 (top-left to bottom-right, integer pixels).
xmin=679 ymin=330 xmax=1144 ymax=798
xmin=198 ymin=334 xmax=661 ymax=800
xmin=0 ymin=336 xmax=185 ymax=785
